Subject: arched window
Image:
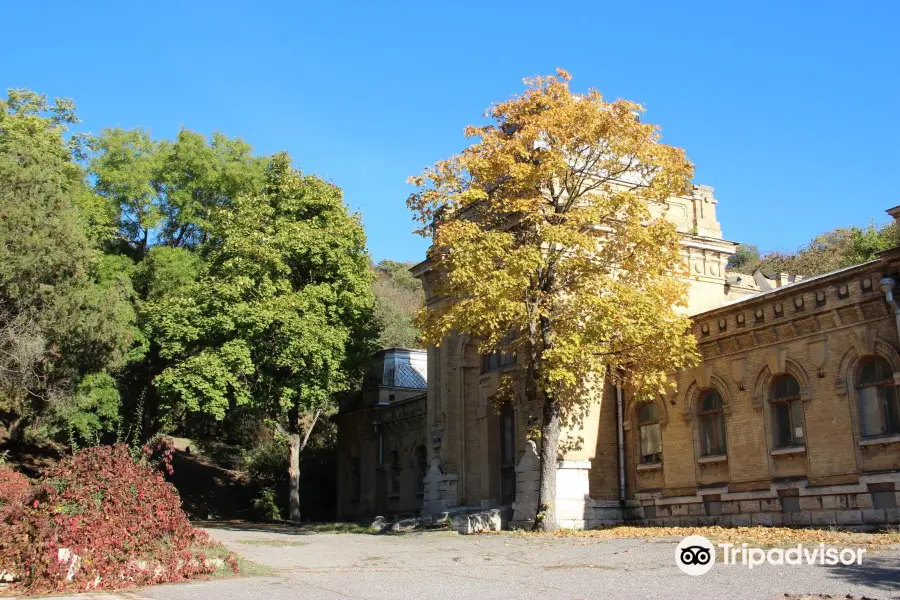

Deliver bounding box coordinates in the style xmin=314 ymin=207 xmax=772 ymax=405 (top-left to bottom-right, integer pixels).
xmin=698 ymin=390 xmax=726 ymax=456
xmin=770 ymin=374 xmax=805 ymax=448
xmin=414 ymin=445 xmax=428 ymax=494
xmin=857 ymin=357 xmax=900 ymax=437
xmin=389 ymin=450 xmax=401 ymax=496
xmin=637 ymin=402 xmax=662 ymax=464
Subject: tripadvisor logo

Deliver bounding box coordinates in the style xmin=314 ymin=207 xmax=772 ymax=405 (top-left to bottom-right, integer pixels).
xmin=676 ymin=535 xmax=715 ymax=576
xmin=675 ymin=535 xmax=867 ymax=576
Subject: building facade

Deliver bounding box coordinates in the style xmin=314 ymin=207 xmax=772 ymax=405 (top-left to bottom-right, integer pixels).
xmin=338 ymin=189 xmax=900 ymax=528
xmin=336 ymin=348 xmax=428 ymax=520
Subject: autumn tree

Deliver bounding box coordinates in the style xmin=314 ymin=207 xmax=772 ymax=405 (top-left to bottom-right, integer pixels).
xmin=407 ymin=70 xmax=699 ymax=530
xmin=149 ymin=153 xmax=377 ymax=521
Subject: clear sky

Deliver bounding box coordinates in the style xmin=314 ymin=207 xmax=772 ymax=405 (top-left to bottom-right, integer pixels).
xmin=2 ymin=1 xmax=898 ymax=262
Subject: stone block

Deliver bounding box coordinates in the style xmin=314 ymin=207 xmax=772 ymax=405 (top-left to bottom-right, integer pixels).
xmin=669 ymin=504 xmax=689 ymax=517
xmin=798 ymin=496 xmax=821 ymax=511
xmin=760 ymin=498 xmax=781 ymax=512
xmin=810 ymin=510 xmax=837 ymax=526
xmin=751 ymin=513 xmax=775 ymax=526
xmin=721 ymin=501 xmax=740 ymax=515
xmin=370 ymin=516 xmax=387 ymax=532
xmin=662 ymin=517 xmax=681 ymax=527
xmin=789 ymin=511 xmax=812 ymax=526
xmin=698 ymin=516 xmax=718 ymax=526
xmin=511 ymin=441 xmax=540 ymax=525
xmin=391 ymin=518 xmax=419 ymax=532
xmin=731 ymin=514 xmax=751 ymax=526
xmin=679 ymin=517 xmax=700 ymax=527
xmin=821 ymin=494 xmax=848 ymax=510
xmin=862 ymin=509 xmax=887 ymax=524
xmin=739 ymin=500 xmax=761 ymax=513
xmin=656 ymin=505 xmax=671 ymax=517
xmin=452 ymin=509 xmax=502 ymax=534
xmin=688 ymin=503 xmax=706 ymax=516
xmin=886 ymin=508 xmax=900 ymax=524
xmin=835 ymin=510 xmax=863 ymax=525
xmin=851 ymin=493 xmax=874 ymax=509
xmin=706 ymin=501 xmax=722 ymax=516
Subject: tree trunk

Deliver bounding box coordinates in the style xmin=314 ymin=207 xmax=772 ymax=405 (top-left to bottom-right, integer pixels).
xmin=535 ymin=396 xmax=561 ymax=531
xmin=288 ymin=430 xmax=302 ymax=522
xmin=280 ymin=408 xmax=321 ymax=524
xmin=7 ymin=415 xmax=25 ymax=443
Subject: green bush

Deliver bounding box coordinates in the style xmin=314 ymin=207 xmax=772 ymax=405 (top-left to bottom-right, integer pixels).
xmin=252 ymin=487 xmax=283 ymax=521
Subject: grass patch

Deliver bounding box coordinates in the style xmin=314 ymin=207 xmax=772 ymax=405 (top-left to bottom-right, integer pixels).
xmin=297 ymin=522 xmax=373 ymax=534
xmin=520 ymin=525 xmax=900 ymax=551
xmin=201 ymin=543 xmax=278 ymax=578
xmin=234 ymin=538 xmax=310 ymax=547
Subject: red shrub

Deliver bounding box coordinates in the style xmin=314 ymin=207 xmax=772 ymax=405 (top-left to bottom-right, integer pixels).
xmin=0 ymin=466 xmax=31 ymax=508
xmin=0 ymin=444 xmax=236 ymax=594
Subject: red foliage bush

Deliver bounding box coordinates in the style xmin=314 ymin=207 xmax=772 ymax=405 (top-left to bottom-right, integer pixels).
xmin=0 ymin=444 xmax=236 ymax=594
xmin=143 ymin=436 xmax=176 ymax=476
xmin=0 ymin=466 xmax=31 ymax=508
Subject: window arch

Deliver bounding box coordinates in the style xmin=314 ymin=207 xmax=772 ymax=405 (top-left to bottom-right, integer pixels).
xmin=697 ymin=389 xmax=726 ymax=456
xmin=637 ymin=401 xmax=662 ymax=464
xmin=856 ymin=357 xmax=900 ymax=437
xmin=770 ymin=374 xmax=805 ymax=448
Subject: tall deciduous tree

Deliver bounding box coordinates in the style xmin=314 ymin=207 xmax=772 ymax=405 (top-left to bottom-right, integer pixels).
xmin=0 ymin=90 xmax=135 ymax=441
xmin=407 ymin=70 xmax=699 ymax=530
xmin=91 ymin=128 xmax=266 ymax=257
xmin=149 ymin=153 xmax=377 ymax=520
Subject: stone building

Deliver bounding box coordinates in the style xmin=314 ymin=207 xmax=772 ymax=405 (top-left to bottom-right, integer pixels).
xmin=337 ymin=189 xmax=900 ymax=528
xmin=336 ymin=348 xmax=428 ymax=520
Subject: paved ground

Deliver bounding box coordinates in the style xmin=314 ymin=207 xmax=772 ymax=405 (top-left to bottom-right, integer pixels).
xmin=45 ymin=525 xmax=900 ymax=600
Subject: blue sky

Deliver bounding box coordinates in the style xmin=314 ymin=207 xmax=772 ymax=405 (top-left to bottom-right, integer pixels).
xmin=2 ymin=1 xmax=898 ymax=262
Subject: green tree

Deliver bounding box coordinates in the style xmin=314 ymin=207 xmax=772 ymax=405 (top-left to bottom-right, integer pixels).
xmin=726 ymin=243 xmax=761 ymax=272
xmin=149 ymin=154 xmax=377 ymax=520
xmin=91 ymin=128 xmax=266 ymax=257
xmin=733 ymin=221 xmax=897 ymax=278
xmin=407 ymin=70 xmax=698 ymax=530
xmin=372 ymin=259 xmax=423 ymax=348
xmin=90 ymin=127 xmax=267 ymax=436
xmin=0 ymin=90 xmax=135 ymax=441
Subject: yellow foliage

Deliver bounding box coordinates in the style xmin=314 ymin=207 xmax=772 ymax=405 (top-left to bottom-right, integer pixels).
xmin=532 ymin=525 xmax=900 ymax=551
xmin=407 ymin=68 xmax=698 ymax=423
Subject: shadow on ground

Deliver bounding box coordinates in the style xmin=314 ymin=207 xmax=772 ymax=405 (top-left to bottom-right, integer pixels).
xmin=169 ymin=451 xmax=258 ymax=520
xmin=826 ymin=552 xmax=900 ymax=596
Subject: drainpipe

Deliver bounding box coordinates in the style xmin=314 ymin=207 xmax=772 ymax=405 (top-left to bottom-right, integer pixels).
xmin=881 ymin=278 xmax=900 ymax=340
xmin=616 ymin=385 xmax=626 ymax=519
